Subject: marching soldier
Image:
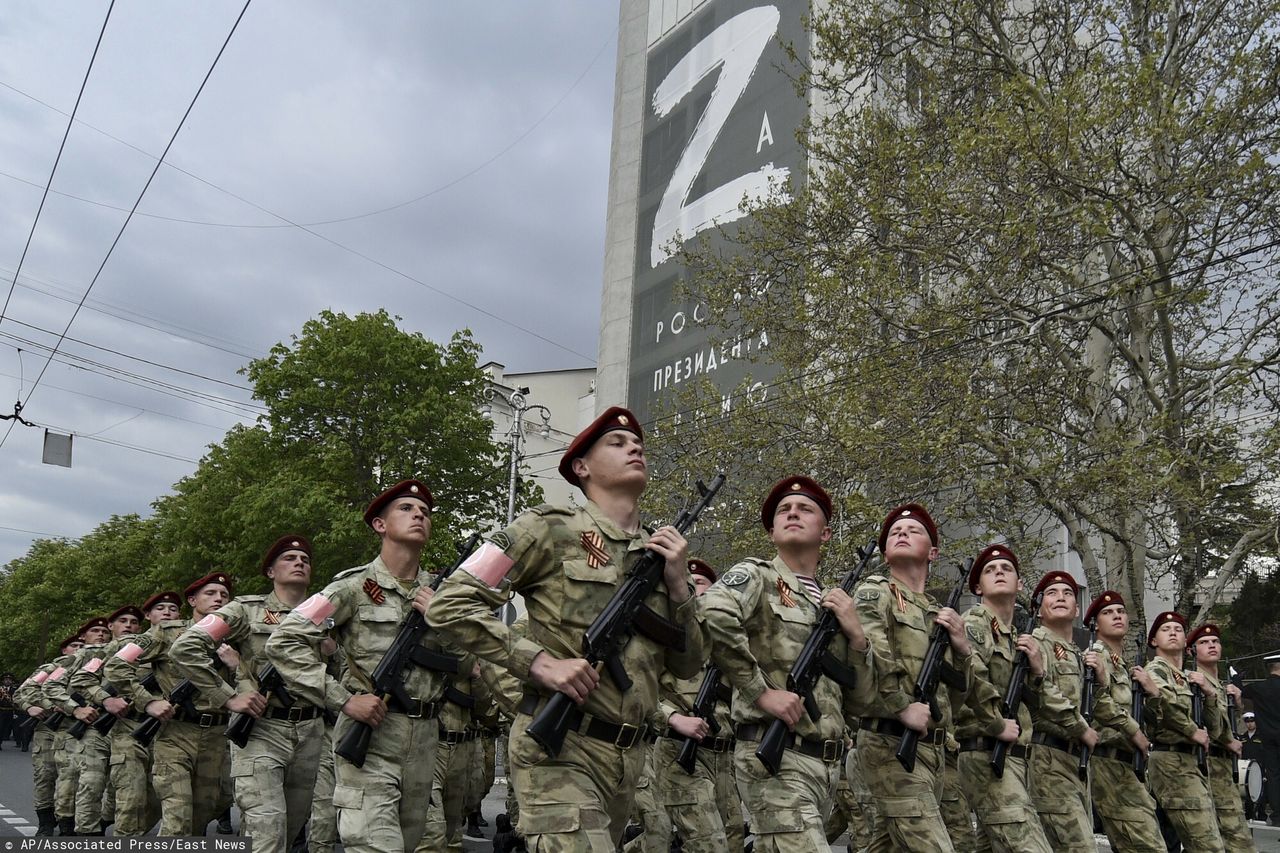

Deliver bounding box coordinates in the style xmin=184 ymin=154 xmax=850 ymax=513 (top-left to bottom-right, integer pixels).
xmin=1187 ymin=623 xmax=1251 ymax=851
xmin=170 ymin=536 xmax=325 ymax=853
xmin=701 ymin=476 xmax=873 ymax=853
xmin=46 ymin=618 xmax=111 ymax=835
xmin=1025 ymin=571 xmax=1102 ymax=852
xmin=266 ymin=479 xmax=449 ymax=853
xmin=1082 ymin=591 xmax=1163 ymax=851
xmin=68 ymin=605 xmax=144 ymax=835
xmin=854 ymin=503 xmax=972 ymax=852
xmin=104 ymin=572 xmax=237 ymax=836
xmin=655 ymin=560 xmax=743 ymax=853
xmin=1144 ymin=611 xmax=1225 ymax=850
xmin=622 ymin=742 xmax=673 ymax=853
xmin=953 ymin=545 xmax=1052 ymax=853
xmin=426 ymin=407 xmax=707 ymax=851
xmin=14 ymin=634 xmax=84 ymax=835
xmin=416 ymin=652 xmax=487 ymax=853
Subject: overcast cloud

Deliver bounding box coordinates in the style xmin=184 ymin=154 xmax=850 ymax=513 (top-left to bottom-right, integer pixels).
xmin=0 ymin=1 xmax=618 ymax=565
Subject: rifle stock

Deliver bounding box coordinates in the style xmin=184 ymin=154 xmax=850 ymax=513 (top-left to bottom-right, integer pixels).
xmin=225 ymin=662 xmax=295 ymax=747
xmin=131 ymin=679 xmax=197 ymax=747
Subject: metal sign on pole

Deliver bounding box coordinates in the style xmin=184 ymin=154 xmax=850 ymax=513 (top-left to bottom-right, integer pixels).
xmin=42 ymin=429 xmax=72 ymax=467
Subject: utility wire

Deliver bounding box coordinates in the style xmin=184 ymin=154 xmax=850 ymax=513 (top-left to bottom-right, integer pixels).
xmin=0 ymin=0 xmax=115 ymax=326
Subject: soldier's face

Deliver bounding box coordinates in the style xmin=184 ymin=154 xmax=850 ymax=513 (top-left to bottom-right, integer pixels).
xmin=1097 ymin=603 xmax=1128 ymax=638
xmin=976 ymin=559 xmax=1019 ymax=596
xmin=1193 ymin=635 xmax=1222 ymax=663
xmin=1247 ymin=720 xmax=1256 ymax=732
xmin=575 ymin=430 xmax=647 ymax=491
xmin=148 ymin=602 xmax=180 ymax=624
xmin=692 ymin=574 xmax=714 ymax=597
xmin=188 ymin=584 xmax=230 ymax=617
xmin=269 ymin=550 xmax=312 ymax=585
xmin=83 ymin=626 xmax=110 ymax=644
xmin=883 ymin=519 xmax=936 ymax=565
xmin=374 ymin=498 xmax=432 ymax=545
xmin=1040 ymin=584 xmax=1078 ymax=621
xmin=62 ymin=641 xmax=84 ymax=654
xmin=110 ymin=614 xmax=140 ymax=637
xmin=769 ymin=495 xmax=831 ymax=548
xmin=1153 ymin=621 xmax=1186 ymax=653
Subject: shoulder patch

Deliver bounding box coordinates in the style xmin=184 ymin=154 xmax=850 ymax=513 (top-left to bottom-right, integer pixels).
xmin=332 ymin=566 xmax=365 ymax=581
xmin=719 ymin=568 xmax=752 ymax=587
xmin=856 ymin=588 xmax=881 ymax=601
xmin=489 ymin=531 xmax=513 ymax=551
xmin=530 ymin=504 xmax=574 ymax=516
xmin=966 ymin=624 xmax=983 ymax=645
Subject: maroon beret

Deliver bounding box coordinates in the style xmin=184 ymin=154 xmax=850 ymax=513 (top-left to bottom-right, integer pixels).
xmin=364 ymin=479 xmax=434 ymax=527
xmin=260 ymin=534 xmax=313 ymax=575
xmin=184 ymin=572 xmax=233 ymax=599
xmin=107 ymin=605 xmax=144 ymax=625
xmin=1033 ymin=570 xmax=1079 ymax=599
xmin=77 ymin=617 xmax=110 ymax=637
xmin=59 ymin=635 xmax=83 ymax=652
xmin=1186 ymin=623 xmax=1221 ymax=647
xmin=878 ymin=503 xmax=938 ymax=553
xmin=1147 ymin=611 xmax=1188 ymax=647
xmin=558 ymin=406 xmax=643 ymax=487
xmin=1083 ymin=591 xmax=1124 ymax=626
xmin=688 ymin=559 xmax=717 ymax=583
xmin=761 ymin=476 xmax=833 ymax=530
xmin=141 ymin=591 xmax=182 ymax=614
xmin=968 ymin=544 xmax=1020 ymax=594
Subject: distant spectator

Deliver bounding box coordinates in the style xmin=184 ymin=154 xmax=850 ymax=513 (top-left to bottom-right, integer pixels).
xmin=1242 ymin=654 xmax=1280 ymax=826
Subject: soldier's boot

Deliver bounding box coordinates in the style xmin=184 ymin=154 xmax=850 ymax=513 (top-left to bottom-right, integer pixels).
xmin=476 ymin=812 xmax=488 ymax=828
xmin=100 ymin=819 xmax=113 ymax=834
xmin=465 ymin=812 xmax=484 ymax=838
xmin=57 ymin=816 xmax=75 ymax=836
xmin=216 ymin=807 xmax=234 ymax=835
xmin=35 ymin=808 xmax=57 ymax=836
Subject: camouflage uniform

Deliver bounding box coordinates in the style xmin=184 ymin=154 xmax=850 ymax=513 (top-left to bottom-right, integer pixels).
xmin=701 ymin=557 xmax=874 ymax=853
xmin=654 ymin=666 xmax=743 ymax=853
xmin=170 ymin=592 xmax=325 ymax=853
xmin=14 ymin=664 xmax=64 ymax=816
xmin=622 ymin=744 xmax=673 ymax=853
xmin=266 ymin=556 xmax=448 ymax=853
xmin=1201 ymin=670 xmax=1251 ymax=853
xmin=939 ymin=733 xmax=978 ymax=852
xmin=94 ymin=636 xmax=160 ymax=836
xmin=1144 ymin=657 xmax=1225 ymax=852
xmin=310 ymin=719 xmax=338 ymax=853
xmin=1087 ymin=643 xmax=1162 ymax=852
xmin=42 ymin=659 xmax=87 ymax=826
xmin=854 ymin=572 xmax=972 ymax=852
xmin=416 ymin=659 xmax=484 ymax=853
xmin=426 ymin=501 xmax=707 ymax=851
xmin=68 ymin=640 xmax=127 ymax=833
xmin=104 ymin=618 xmax=235 ymax=836
xmin=477 ymin=618 xmax=527 ymax=831
xmin=954 ymin=604 xmax=1051 ymax=853
xmin=843 ymin=745 xmax=878 ymax=851
xmin=823 ymin=737 xmax=872 ymax=853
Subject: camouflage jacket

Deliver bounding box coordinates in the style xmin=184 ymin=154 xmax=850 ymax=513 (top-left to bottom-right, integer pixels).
xmin=69 ymin=634 xmax=147 ymax=707
xmin=265 ymin=554 xmax=448 ymax=714
xmin=1144 ymin=657 xmax=1221 ymax=744
xmin=954 ymin=604 xmax=1034 ymax=743
xmin=1025 ymin=626 xmax=1095 ymax=741
xmin=13 ymin=659 xmax=71 ymax=712
xmin=44 ymin=645 xmax=109 ymax=714
xmin=1199 ymin=668 xmax=1233 ymax=746
xmin=1087 ymin=641 xmax=1143 ymax=749
xmin=655 ymin=663 xmax=734 ymax=736
xmin=426 ymin=500 xmax=706 ymax=729
xmin=104 ymin=618 xmax=235 ymax=714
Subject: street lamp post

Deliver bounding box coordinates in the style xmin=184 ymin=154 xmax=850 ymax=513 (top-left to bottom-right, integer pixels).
xmin=483 ymin=385 xmax=551 ymax=525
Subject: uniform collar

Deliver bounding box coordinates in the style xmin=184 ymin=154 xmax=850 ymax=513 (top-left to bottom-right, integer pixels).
xmin=770 ymin=555 xmax=819 ymax=606
xmin=369 ymin=555 xmax=421 ymax=598
xmin=582 ymin=499 xmax=646 ymax=547
xmin=263 ymin=589 xmax=291 ymax=611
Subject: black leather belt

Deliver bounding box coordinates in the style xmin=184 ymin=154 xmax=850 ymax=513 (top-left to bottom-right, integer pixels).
xmin=1031 ymin=732 xmax=1081 ymax=756
xmin=439 ymin=726 xmax=480 ymax=745
xmin=736 ymin=724 xmax=846 ymax=763
xmin=516 ymin=695 xmax=654 ymax=750
xmin=386 ymin=698 xmax=442 ymax=719
xmin=1093 ymin=745 xmax=1136 ymax=764
xmin=958 ymin=735 xmax=1030 ymax=760
xmin=665 ymin=730 xmax=735 ymax=753
xmin=264 ymin=705 xmax=321 ymax=722
xmin=1208 ymin=745 xmax=1232 ymax=760
xmin=860 ymin=717 xmax=946 ymax=746
xmin=1150 ymin=742 xmax=1196 ymax=755
xmin=175 ymin=709 xmax=230 ymax=728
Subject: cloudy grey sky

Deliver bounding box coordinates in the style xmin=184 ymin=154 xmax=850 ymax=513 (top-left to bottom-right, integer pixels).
xmin=0 ymin=1 xmax=618 ymax=565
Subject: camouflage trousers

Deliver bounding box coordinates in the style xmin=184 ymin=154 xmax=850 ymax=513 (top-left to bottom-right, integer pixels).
xmin=622 ymin=744 xmax=672 ymax=853
xmin=955 ymin=748 xmax=1050 ymax=853
xmin=310 ymin=721 xmax=337 ymax=853
xmin=1090 ymin=753 xmax=1162 ymax=852
xmin=498 ymin=732 xmax=520 ymax=828
xmin=734 ymin=738 xmax=838 ymax=853
xmin=1028 ymin=742 xmax=1093 ymax=852
xmin=1148 ymin=750 xmax=1224 ymax=852
xmin=656 ymin=736 xmax=743 ymax=853
xmin=31 ymin=726 xmax=58 ymax=810
xmin=825 ymin=749 xmax=873 ymax=853
xmin=332 ymin=711 xmax=439 ymax=853
xmin=231 ymin=715 xmax=324 ymax=853
xmin=856 ymin=730 xmax=954 ymax=852
xmin=1207 ymin=754 xmax=1252 ymax=853
xmin=73 ymin=727 xmax=115 ymax=833
xmin=506 ymin=710 xmax=649 ymax=851
xmin=472 ymin=734 xmax=497 ymax=812
xmin=417 ymin=734 xmax=479 ymax=853
xmin=153 ymin=718 xmax=232 ymax=836
xmin=941 ymin=750 xmax=977 ymax=852
xmin=54 ymin=730 xmax=82 ymax=819
xmin=109 ymin=722 xmax=159 ymax=836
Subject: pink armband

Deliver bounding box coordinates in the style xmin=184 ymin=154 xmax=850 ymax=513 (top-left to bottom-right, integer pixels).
xmin=462 ymin=542 xmax=515 ymax=588
xmin=83 ymin=658 xmax=104 ymax=674
xmin=292 ymin=593 xmax=335 ymax=626
xmin=194 ymin=614 xmax=231 ymax=641
xmin=48 ymin=667 xmax=66 ymax=681
xmin=32 ymin=671 xmax=49 ymax=684
xmin=114 ymin=642 xmax=144 ymax=664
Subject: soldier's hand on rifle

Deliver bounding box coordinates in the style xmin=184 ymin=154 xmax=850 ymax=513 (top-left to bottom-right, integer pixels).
xmin=647 ymin=526 xmax=691 ymax=604
xmin=1229 ymin=738 xmax=1243 ymax=757
xmin=412 ymin=586 xmax=436 ymax=615
xmin=216 ymin=644 xmax=241 ymax=670
xmin=935 ymin=608 xmax=971 ymax=657
xmin=145 ymin=699 xmax=174 ymax=721
xmin=1186 ymin=670 xmax=1215 ymax=699
xmin=1083 ymin=649 xmax=1105 ymax=680
xmin=898 ymin=702 xmax=931 ymax=734
xmin=1017 ymin=635 xmax=1045 ymax=677
xmin=342 ymin=694 xmax=387 ymax=726
xmin=1131 ymin=666 xmax=1158 ymax=696
xmin=1226 ymin=682 xmax=1242 ymax=702
xmin=1130 ymin=729 xmax=1150 ymax=754
xmin=668 ymin=713 xmax=709 ymax=740
xmin=320 ymin=637 xmax=339 ymax=657
xmin=104 ymin=697 xmax=129 ymax=716
xmin=1191 ymin=728 xmax=1210 ymax=749
xmin=755 ymin=689 xmax=804 ymax=728
xmin=529 ymin=652 xmax=599 ymax=705
xmin=1080 ymin=727 xmax=1099 ymax=749
xmin=25 ymin=705 xmax=43 ymax=718
xmin=226 ymin=691 xmax=267 ymax=717
xmin=73 ymin=706 xmax=99 ymax=723
xmin=996 ymin=718 xmax=1019 ymax=743
xmin=820 ymin=589 xmax=867 ymax=651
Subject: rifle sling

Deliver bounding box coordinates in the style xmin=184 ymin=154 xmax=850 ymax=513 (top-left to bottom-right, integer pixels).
xmin=819 ymin=652 xmax=858 ymax=689
xmin=410 ymin=646 xmax=463 ymax=674
xmin=939 ymin=661 xmax=967 ymax=691
xmin=633 ymin=604 xmax=687 ymax=652
xmin=715 ymin=682 xmax=733 ymax=704
xmin=444 ymin=684 xmax=476 ymax=709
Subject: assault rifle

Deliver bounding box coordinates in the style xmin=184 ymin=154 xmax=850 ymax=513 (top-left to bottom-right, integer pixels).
xmin=990 ymin=591 xmax=1045 ymax=778
xmin=1189 ymin=674 xmax=1208 ymax=776
xmin=526 ymin=474 xmax=726 ymax=758
xmin=896 ymin=560 xmax=971 ymax=773
xmin=756 ymin=541 xmax=878 ymax=775
xmin=91 ymin=674 xmax=159 ymax=736
xmin=1132 ymin=647 xmax=1147 ymax=780
xmin=65 ymin=692 xmax=92 ymax=739
xmin=224 ymin=663 xmax=296 ymax=747
xmin=1077 ymin=622 xmax=1099 ymax=780
xmin=1228 ymin=664 xmax=1243 ymax=783
xmin=335 ymin=533 xmax=482 ymax=768
xmin=131 ymin=679 xmax=199 ymax=747
xmin=675 ymin=665 xmax=724 ymax=774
